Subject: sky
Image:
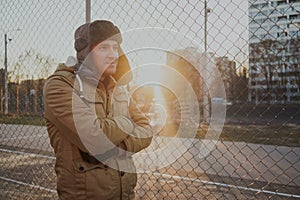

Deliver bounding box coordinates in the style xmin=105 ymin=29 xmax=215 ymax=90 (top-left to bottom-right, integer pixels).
xmin=0 ymin=0 xmax=249 ymax=79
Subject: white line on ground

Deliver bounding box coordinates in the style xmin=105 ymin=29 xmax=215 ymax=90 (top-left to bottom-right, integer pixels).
xmin=1 ymin=148 xmax=299 ymax=198
xmin=0 ymin=176 xmax=56 ymax=193
xmin=153 ymin=172 xmax=300 ymax=198
xmin=0 ymin=148 xmax=55 ymax=160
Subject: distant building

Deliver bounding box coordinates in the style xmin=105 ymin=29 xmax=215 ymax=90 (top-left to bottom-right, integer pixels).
xmin=166 ymin=48 xmax=238 ymax=122
xmin=166 ymin=48 xmax=205 ymax=123
xmin=248 ymin=0 xmax=300 ymax=104
xmin=0 ymin=78 xmax=45 ymax=115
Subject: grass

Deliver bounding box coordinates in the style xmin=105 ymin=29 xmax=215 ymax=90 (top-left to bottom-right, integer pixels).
xmin=0 ymin=115 xmax=46 ymax=126
xmin=1 ymin=114 xmax=299 ymax=147
xmin=196 ymin=123 xmax=300 ymax=147
xmin=161 ymin=122 xmax=300 ymax=147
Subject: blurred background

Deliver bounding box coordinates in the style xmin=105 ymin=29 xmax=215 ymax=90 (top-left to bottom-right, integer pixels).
xmin=0 ymin=0 xmax=299 ymax=199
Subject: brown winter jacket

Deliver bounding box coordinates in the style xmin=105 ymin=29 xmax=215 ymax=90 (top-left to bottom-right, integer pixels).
xmin=44 ymin=59 xmax=153 ymax=199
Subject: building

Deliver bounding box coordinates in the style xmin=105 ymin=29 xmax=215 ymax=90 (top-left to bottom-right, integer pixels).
xmin=0 ymin=78 xmax=45 ymax=115
xmin=248 ymin=0 xmax=300 ymax=104
xmin=166 ymin=48 xmax=238 ymax=123
xmin=166 ymin=48 xmax=203 ymax=123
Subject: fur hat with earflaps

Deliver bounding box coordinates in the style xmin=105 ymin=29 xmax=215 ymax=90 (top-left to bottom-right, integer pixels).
xmin=74 ymin=20 xmax=132 ymax=84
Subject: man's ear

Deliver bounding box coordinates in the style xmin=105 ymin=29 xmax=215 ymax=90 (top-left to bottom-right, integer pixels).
xmin=75 ymin=38 xmax=88 ymax=52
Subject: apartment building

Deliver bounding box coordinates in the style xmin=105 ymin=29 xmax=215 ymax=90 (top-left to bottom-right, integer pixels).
xmin=248 ymin=0 xmax=300 ymax=104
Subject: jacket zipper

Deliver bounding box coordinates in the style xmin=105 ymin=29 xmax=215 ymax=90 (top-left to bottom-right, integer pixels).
xmin=104 ymin=82 xmax=124 ymax=199
xmin=119 ymin=174 xmax=123 ymax=200
xmin=106 ymin=89 xmax=110 ymax=116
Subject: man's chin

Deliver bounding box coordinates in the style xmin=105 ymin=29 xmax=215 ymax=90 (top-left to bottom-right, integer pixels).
xmin=103 ymin=68 xmax=117 ymax=76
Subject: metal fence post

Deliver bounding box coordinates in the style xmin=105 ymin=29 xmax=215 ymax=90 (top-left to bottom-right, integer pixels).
xmin=86 ymin=0 xmax=91 ymax=23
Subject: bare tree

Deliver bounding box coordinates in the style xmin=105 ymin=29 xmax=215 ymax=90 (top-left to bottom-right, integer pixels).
xmin=289 ymin=37 xmax=300 ymax=95
xmin=8 ymin=49 xmax=55 ymax=115
xmin=249 ymin=39 xmax=283 ymax=103
xmin=234 ymin=66 xmax=249 ymax=102
xmin=10 ymin=49 xmax=55 ymax=83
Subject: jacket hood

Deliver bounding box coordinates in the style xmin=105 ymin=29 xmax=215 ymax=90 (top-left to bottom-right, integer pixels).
xmin=55 ymin=63 xmax=75 ymax=73
xmin=112 ymin=47 xmax=132 ymax=85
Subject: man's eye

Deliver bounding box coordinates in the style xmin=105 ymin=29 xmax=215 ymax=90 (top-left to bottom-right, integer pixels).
xmin=100 ymin=46 xmax=108 ymax=50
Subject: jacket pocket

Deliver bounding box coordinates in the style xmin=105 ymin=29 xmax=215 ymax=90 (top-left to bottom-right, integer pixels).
xmin=73 ymin=160 xmax=107 ymax=172
xmin=112 ymin=90 xmax=129 ymax=116
xmin=117 ymin=158 xmax=138 ymax=194
xmin=121 ymin=171 xmax=137 ymax=199
xmin=73 ymin=160 xmax=120 ymax=199
xmin=83 ymin=92 xmax=106 ymax=117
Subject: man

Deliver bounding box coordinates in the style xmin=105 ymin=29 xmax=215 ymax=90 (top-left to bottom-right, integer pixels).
xmin=44 ymin=20 xmax=153 ymax=200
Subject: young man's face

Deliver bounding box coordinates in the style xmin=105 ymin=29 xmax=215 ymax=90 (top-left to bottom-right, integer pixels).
xmin=90 ymin=39 xmax=119 ymax=77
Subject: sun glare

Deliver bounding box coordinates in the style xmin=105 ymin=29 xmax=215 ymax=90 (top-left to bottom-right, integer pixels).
xmin=132 ymin=64 xmax=170 ymax=133
xmin=132 ymin=64 xmax=166 ymax=100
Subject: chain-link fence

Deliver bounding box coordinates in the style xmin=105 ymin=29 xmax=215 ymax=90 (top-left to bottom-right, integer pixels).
xmin=0 ymin=0 xmax=300 ymax=199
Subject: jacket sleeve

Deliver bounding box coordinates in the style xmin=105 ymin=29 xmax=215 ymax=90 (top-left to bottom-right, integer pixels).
xmin=44 ymin=77 xmax=134 ymax=156
xmin=122 ymin=98 xmax=153 ymax=153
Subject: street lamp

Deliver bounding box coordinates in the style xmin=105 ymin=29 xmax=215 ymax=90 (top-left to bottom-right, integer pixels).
xmin=203 ymin=0 xmax=212 ymax=122
xmin=3 ymin=28 xmax=20 ymax=114
xmin=204 ymin=0 xmax=212 ymax=52
xmin=86 ymin=0 xmax=91 ymax=23
xmin=290 ymin=22 xmax=300 ymax=30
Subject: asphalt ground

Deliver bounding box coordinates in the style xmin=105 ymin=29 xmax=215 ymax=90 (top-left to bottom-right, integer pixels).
xmin=0 ymin=112 xmax=299 ymax=200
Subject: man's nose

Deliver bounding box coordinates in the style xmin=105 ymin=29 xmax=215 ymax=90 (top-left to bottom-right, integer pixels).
xmin=108 ymin=48 xmax=119 ymax=59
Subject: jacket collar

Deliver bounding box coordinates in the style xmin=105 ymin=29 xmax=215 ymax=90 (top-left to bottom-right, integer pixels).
xmin=61 ymin=55 xmax=130 ymax=90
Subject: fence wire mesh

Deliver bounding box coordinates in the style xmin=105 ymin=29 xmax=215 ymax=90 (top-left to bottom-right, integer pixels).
xmin=0 ymin=0 xmax=299 ymax=199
